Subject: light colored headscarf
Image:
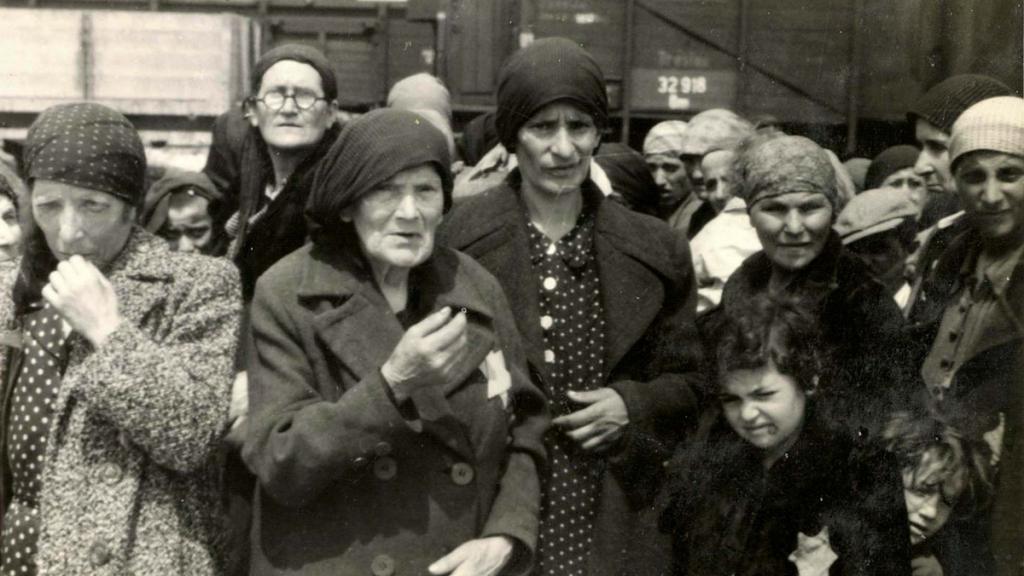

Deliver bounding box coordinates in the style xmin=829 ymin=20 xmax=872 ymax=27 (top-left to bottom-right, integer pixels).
xmin=643 ymin=120 xmax=688 ymax=157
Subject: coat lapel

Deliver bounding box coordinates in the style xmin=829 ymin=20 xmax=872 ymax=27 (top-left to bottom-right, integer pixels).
xmin=594 ymin=202 xmax=668 ymax=375
xmin=299 ymin=246 xmax=497 ymax=459
xmin=442 ymin=185 xmax=547 ymax=373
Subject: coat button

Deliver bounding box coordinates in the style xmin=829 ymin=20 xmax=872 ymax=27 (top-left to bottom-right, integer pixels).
xmin=451 ymin=462 xmax=474 ymax=485
xmin=88 ymin=541 xmax=112 ymax=567
xmin=98 ymin=463 xmax=122 ymax=485
xmin=353 ymin=456 xmax=369 ymax=468
xmin=373 ymin=456 xmax=397 ymax=481
xmin=371 ymin=553 xmax=395 ymax=576
xmin=374 ymin=441 xmax=392 ymax=457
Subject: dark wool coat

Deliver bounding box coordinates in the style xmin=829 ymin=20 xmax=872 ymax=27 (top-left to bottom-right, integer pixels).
xmin=906 ymin=230 xmax=1024 ymax=576
xmin=204 ymin=114 xmax=341 ymax=300
xmin=437 ymin=176 xmax=705 ymax=576
xmin=659 ymin=407 xmax=912 ymax=576
xmin=0 ymin=230 xmax=242 ymax=575
xmin=242 ymin=243 xmax=549 ymax=576
xmin=702 ymin=234 xmax=916 ymax=438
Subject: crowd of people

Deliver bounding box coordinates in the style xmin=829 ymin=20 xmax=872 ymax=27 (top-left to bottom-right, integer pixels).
xmin=0 ymin=36 xmax=1019 ymax=576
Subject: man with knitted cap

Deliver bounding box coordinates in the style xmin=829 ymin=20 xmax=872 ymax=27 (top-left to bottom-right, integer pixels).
xmin=440 ymin=37 xmax=702 ymax=576
xmin=0 ymin=102 xmax=241 ymax=574
xmin=909 ymin=74 xmax=1013 ymax=227
xmin=903 ymin=74 xmax=1015 ymax=313
xmin=642 ymin=120 xmax=692 ymax=218
xmin=908 ymin=96 xmax=1024 ymax=576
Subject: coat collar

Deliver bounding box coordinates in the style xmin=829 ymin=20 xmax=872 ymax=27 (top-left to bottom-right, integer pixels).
xmin=722 ymin=232 xmax=844 ymax=310
xmin=296 ymin=243 xmax=495 ymax=322
xmin=930 ymin=230 xmax=1024 ymax=337
xmin=441 ymin=174 xmax=679 ymax=376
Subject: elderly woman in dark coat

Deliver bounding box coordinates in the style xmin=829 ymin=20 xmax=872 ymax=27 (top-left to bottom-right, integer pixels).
xmin=243 ymin=109 xmax=548 ymax=576
xmin=702 ymin=134 xmax=915 ymax=439
xmin=0 ymin=103 xmax=241 ymax=575
xmin=438 ymin=38 xmax=703 ymax=576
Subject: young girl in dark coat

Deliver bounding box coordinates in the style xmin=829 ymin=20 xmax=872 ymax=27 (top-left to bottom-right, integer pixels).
xmin=661 ymin=295 xmax=911 ymax=576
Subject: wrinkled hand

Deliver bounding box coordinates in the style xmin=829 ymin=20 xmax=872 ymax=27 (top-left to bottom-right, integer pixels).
xmin=911 ymin=554 xmax=944 ymax=576
xmin=428 ymin=536 xmax=514 ymax=576
xmin=552 ymin=388 xmax=629 ymax=452
xmin=42 ymin=255 xmax=122 ymax=347
xmin=382 ymin=307 xmax=468 ymax=399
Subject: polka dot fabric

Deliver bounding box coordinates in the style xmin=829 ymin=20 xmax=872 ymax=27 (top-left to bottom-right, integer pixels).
xmin=2 ymin=305 xmax=68 ymax=576
xmin=526 ymin=209 xmax=607 ymax=576
xmin=24 ymin=103 xmax=146 ymax=207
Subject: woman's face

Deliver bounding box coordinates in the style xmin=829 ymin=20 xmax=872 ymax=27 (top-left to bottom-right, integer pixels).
xmin=749 ymin=192 xmax=834 ymax=272
xmin=347 ymin=164 xmax=444 ymax=271
xmin=31 ymin=180 xmax=134 ymax=267
xmin=0 ymin=195 xmax=22 ymax=263
xmin=720 ymin=361 xmax=807 ymax=458
xmin=516 ymin=102 xmax=600 ymax=198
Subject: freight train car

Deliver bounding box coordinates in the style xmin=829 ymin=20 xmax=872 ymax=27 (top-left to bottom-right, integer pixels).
xmin=1 ymin=0 xmax=1020 ymax=166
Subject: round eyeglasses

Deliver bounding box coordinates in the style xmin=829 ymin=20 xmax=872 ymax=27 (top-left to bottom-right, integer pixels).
xmin=251 ymin=90 xmax=327 ymax=111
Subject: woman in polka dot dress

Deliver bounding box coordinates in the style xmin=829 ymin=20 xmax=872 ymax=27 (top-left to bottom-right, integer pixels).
xmin=439 ymin=39 xmax=705 ymax=576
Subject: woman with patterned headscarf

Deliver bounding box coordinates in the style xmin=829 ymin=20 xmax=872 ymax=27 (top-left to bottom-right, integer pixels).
xmin=0 ymin=103 xmax=241 ymax=575
xmin=701 ymin=135 xmax=917 ymax=441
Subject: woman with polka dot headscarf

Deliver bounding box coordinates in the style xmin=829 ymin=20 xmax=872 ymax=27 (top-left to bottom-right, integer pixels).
xmin=0 ymin=103 xmax=241 ymax=575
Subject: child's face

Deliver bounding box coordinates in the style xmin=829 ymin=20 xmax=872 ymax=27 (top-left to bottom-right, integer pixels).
xmin=903 ymin=448 xmax=966 ymax=545
xmin=720 ymin=362 xmax=807 ymax=459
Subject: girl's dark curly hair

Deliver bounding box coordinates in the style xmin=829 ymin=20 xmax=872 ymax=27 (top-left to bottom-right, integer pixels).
xmin=712 ymin=292 xmax=828 ymax=395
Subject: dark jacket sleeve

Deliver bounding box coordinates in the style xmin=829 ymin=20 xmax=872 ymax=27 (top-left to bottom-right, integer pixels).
xmin=241 ymin=277 xmax=424 ymax=508
xmin=833 ymin=445 xmax=913 ymax=576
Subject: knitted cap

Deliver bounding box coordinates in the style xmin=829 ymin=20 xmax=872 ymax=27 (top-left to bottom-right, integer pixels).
xmin=907 ymin=74 xmax=1013 ymax=133
xmin=949 ymin=96 xmax=1024 ymax=170
xmin=252 ymin=44 xmax=338 ymax=101
xmin=679 ymin=108 xmax=754 ymax=156
xmin=865 ymin=145 xmax=920 ymax=191
xmin=24 ymin=103 xmax=146 ymax=207
xmin=643 ymin=120 xmax=688 ymax=157
xmin=495 ymin=38 xmax=608 ymax=150
xmin=835 ymin=187 xmax=918 ymax=245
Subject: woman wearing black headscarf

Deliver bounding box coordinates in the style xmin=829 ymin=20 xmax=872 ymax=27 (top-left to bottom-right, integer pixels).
xmin=243 ymin=109 xmax=548 ymax=576
xmin=438 ymin=38 xmax=703 ymax=576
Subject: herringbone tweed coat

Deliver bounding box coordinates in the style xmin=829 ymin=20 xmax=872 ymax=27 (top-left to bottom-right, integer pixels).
xmin=0 ymin=229 xmax=241 ymax=575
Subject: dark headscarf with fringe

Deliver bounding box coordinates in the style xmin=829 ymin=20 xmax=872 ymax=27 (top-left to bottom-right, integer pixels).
xmin=306 ymin=109 xmax=452 ymax=248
